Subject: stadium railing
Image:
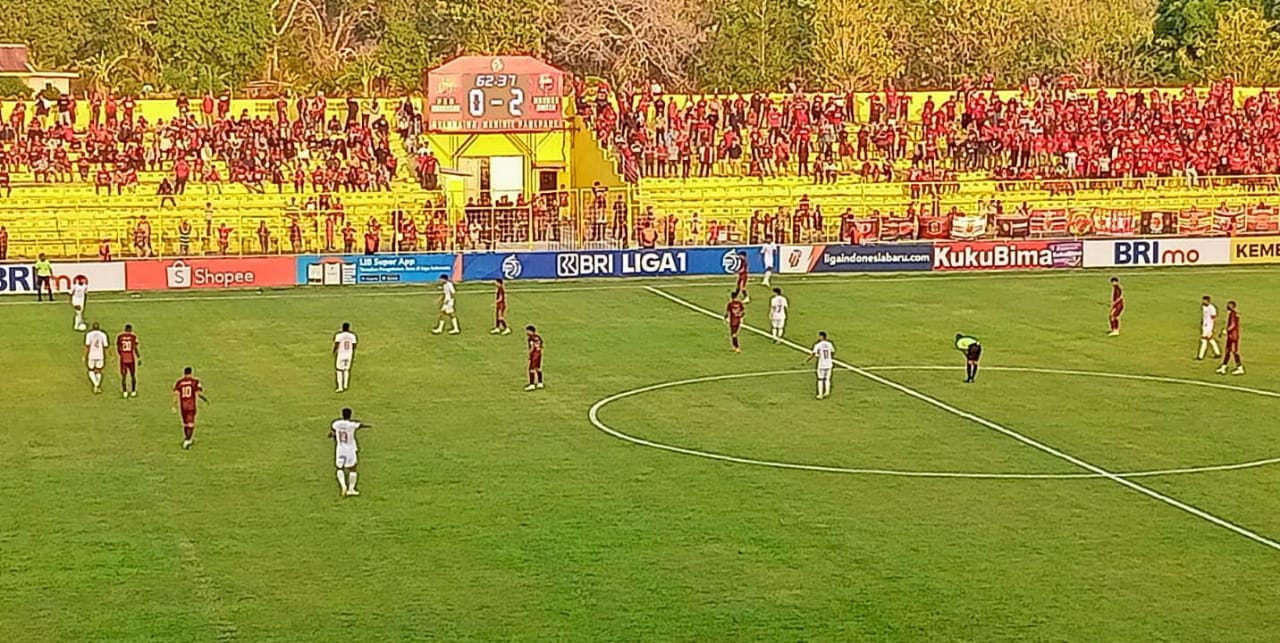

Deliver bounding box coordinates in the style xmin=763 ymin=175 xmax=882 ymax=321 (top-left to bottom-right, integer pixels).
xmin=5 ymin=179 xmax=1280 ymax=259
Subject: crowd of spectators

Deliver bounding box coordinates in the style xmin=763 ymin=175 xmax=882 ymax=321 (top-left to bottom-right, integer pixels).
xmin=579 ymin=77 xmax=1280 ymax=188
xmin=0 ymin=91 xmax=438 ymax=198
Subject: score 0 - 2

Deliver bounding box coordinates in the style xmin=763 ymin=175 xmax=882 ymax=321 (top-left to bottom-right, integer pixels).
xmin=469 ymin=74 xmax=524 ymax=118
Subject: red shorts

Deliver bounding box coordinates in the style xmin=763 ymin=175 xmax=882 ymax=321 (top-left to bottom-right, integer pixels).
xmin=496 ymin=303 xmax=506 ymax=320
xmin=1111 ymin=303 xmax=1124 ymax=318
xmin=736 ymin=276 xmax=748 ymax=290
xmin=529 ymin=352 xmax=542 ymax=370
xmin=120 ymin=360 xmax=136 ymax=375
xmin=1226 ymin=336 xmax=1240 ymax=353
xmin=729 ymin=319 xmax=742 ymax=333
xmin=181 ymin=408 xmax=197 ymax=427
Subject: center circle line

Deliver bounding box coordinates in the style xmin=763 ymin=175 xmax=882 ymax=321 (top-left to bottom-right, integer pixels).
xmin=587 ymin=366 xmax=1280 ymax=480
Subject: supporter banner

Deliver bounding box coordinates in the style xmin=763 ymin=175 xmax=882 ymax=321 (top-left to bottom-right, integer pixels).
xmin=0 ymin=261 xmax=126 ymax=295
xmin=1083 ymin=238 xmax=1231 ymax=268
xmin=126 ymin=257 xmax=297 ymax=291
xmin=295 ymin=254 xmax=460 ymax=285
xmin=462 ymin=247 xmax=763 ymax=281
xmin=1229 ymin=236 xmax=1280 ymax=264
xmin=781 ymin=244 xmax=933 ymax=273
xmin=933 ymin=240 xmax=1083 ymax=271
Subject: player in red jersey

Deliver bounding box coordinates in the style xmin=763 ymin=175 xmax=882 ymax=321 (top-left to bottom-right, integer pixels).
xmin=1108 ymin=277 xmax=1124 ymax=336
xmin=490 ymin=279 xmax=511 ymax=335
xmin=524 ymin=325 xmax=544 ymax=391
xmin=116 ymin=323 xmax=141 ymax=398
xmin=725 ymin=290 xmax=746 ymax=352
xmin=734 ymin=251 xmax=751 ymax=303
xmin=171 ymin=367 xmax=208 ymax=449
xmin=1217 ymin=300 xmax=1244 ymax=375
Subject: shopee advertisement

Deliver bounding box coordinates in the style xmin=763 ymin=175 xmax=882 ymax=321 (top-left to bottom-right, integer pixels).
xmin=125 ymin=257 xmax=297 ymax=291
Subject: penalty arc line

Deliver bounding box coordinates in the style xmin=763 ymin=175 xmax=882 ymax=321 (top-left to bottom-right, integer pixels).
xmin=643 ymin=285 xmax=1280 ymax=554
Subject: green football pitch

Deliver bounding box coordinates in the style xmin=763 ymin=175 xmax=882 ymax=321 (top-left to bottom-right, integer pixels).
xmin=5 ymin=267 xmax=1280 ymax=641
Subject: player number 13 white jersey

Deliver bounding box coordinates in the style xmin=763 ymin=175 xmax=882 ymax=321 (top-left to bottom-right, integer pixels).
xmin=332 ymin=419 xmax=362 ymax=452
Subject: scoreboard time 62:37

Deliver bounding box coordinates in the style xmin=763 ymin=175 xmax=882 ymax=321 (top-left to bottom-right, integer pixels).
xmin=425 ymin=55 xmax=566 ymax=133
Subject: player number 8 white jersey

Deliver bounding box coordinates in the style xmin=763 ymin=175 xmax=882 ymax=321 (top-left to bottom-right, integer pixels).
xmin=334 ymin=331 xmax=357 ymax=359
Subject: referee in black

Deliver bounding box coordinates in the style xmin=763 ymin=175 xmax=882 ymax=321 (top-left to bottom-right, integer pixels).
xmin=34 ymin=253 xmax=54 ymax=301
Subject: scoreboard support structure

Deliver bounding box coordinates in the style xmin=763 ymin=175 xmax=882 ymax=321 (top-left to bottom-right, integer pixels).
xmin=422 ymin=55 xmax=624 ymax=220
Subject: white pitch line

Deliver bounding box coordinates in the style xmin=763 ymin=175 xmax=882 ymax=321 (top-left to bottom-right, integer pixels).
xmin=869 ymin=365 xmax=1280 ymax=399
xmin=588 ymin=367 xmax=1280 ymax=480
xmin=1 ymin=263 xmax=1275 ymax=307
xmin=644 ymin=285 xmax=1280 ymax=554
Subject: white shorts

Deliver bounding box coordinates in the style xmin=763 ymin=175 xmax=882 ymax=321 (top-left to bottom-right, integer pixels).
xmin=770 ymin=316 xmax=786 ymax=327
xmin=336 ymin=449 xmax=358 ymax=469
xmin=335 ymin=357 xmax=352 ymax=371
xmin=72 ymin=298 xmax=85 ymax=310
xmin=1202 ymin=325 xmax=1215 ymax=338
xmin=442 ymin=301 xmax=455 ymax=315
xmin=817 ymin=367 xmax=832 ymax=380
xmin=87 ymin=357 xmax=104 ymax=369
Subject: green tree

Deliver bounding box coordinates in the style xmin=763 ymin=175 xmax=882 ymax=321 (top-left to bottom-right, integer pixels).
xmin=155 ymin=0 xmax=272 ymax=92
xmin=549 ymin=0 xmax=709 ymax=89
xmin=810 ymin=0 xmax=903 ymax=90
xmin=0 ymin=0 xmax=90 ymax=69
xmin=898 ymin=0 xmax=1035 ymax=86
xmin=1154 ymin=0 xmax=1222 ymax=75
xmin=698 ymin=0 xmax=814 ymax=91
xmin=443 ymin=0 xmax=556 ymax=55
xmin=1197 ymin=2 xmax=1280 ymax=83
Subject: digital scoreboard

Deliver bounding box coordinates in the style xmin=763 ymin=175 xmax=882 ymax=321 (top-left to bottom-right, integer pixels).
xmin=425 ymin=56 xmax=566 ymax=134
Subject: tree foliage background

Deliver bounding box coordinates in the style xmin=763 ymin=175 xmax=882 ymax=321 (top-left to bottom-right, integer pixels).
xmin=1 ymin=0 xmax=1276 ymax=93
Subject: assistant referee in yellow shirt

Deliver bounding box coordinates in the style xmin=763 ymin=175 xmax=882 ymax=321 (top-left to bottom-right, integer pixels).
xmin=34 ymin=253 xmax=54 ymax=301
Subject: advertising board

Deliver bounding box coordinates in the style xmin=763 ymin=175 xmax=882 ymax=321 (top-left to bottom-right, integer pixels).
xmin=296 ymin=254 xmax=460 ymax=285
xmin=125 ymin=257 xmax=297 ymax=291
xmin=462 ymin=247 xmax=763 ymax=281
xmin=1082 ymin=238 xmax=1231 ymax=268
xmin=779 ymin=244 xmax=934 ymax=273
xmin=933 ymin=240 xmax=1083 ymax=271
xmin=0 ymin=261 xmax=126 ymax=295
xmin=1228 ymin=237 xmax=1280 ymax=264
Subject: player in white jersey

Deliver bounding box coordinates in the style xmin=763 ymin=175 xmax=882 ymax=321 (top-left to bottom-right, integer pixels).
xmin=432 ymin=274 xmax=460 ymax=335
xmin=761 ymin=240 xmax=778 ymax=286
xmin=333 ymin=322 xmax=358 ymax=393
xmin=69 ymin=276 xmax=89 ymax=331
xmin=1197 ymin=295 xmax=1222 ymax=360
xmin=329 ymin=407 xmax=372 ymax=497
xmin=805 ymin=331 xmax=836 ymax=399
xmin=83 ymin=321 xmax=109 ymax=394
xmin=768 ymin=287 xmax=789 ymax=342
